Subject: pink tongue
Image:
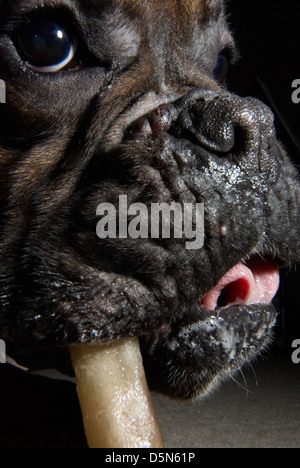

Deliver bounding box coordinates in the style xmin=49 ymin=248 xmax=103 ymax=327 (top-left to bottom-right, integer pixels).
xmin=200 ymin=257 xmax=280 ymax=311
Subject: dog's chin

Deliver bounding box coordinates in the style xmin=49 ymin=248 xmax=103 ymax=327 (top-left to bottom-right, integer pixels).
xmin=141 ymin=304 xmax=277 ymax=400
xmin=139 ymin=252 xmax=279 ymax=399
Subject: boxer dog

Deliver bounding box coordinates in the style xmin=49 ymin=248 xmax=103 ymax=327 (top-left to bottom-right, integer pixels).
xmin=0 ymin=0 xmax=299 ymax=400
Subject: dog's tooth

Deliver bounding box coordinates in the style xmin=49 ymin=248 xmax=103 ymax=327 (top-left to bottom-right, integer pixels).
xmin=140 ymin=117 xmax=152 ymax=135
xmin=69 ymin=338 xmax=164 ymax=448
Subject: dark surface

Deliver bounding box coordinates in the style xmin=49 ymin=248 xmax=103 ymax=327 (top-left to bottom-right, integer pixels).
xmin=153 ymin=346 xmax=300 ymax=448
xmin=0 ymin=364 xmax=87 ymax=448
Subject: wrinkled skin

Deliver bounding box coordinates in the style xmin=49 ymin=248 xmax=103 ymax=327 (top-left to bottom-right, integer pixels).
xmin=0 ymin=0 xmax=299 ymax=399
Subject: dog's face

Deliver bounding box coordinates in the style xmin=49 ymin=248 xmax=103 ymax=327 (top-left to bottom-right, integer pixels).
xmin=0 ymin=0 xmax=299 ymax=399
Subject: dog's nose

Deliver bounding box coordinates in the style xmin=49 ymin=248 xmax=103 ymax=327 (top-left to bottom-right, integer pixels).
xmin=173 ymin=90 xmax=275 ymax=154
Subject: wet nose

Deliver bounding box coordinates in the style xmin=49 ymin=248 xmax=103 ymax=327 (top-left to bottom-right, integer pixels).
xmin=173 ymin=90 xmax=275 ymax=154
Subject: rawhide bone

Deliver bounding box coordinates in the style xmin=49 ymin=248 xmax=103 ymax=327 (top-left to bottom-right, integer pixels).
xmin=69 ymin=338 xmax=164 ymax=448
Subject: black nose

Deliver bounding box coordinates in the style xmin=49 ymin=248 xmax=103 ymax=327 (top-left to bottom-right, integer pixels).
xmin=173 ymin=90 xmax=275 ymax=154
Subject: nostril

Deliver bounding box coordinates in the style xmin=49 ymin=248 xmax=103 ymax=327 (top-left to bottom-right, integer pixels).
xmin=170 ymin=100 xmax=237 ymax=154
xmin=172 ymin=96 xmax=244 ymax=154
xmin=171 ymin=92 xmax=276 ymax=157
xmin=188 ymin=100 xmax=237 ymax=153
xmin=194 ymin=118 xmax=236 ymax=153
xmin=230 ymin=125 xmax=251 ymax=155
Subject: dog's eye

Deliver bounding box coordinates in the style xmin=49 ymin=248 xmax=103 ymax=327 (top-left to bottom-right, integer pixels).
xmin=15 ymin=17 xmax=77 ymax=73
xmin=213 ymin=53 xmax=229 ymax=83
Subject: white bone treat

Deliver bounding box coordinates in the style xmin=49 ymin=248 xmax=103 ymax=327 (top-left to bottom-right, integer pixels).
xmin=69 ymin=338 xmax=164 ymax=448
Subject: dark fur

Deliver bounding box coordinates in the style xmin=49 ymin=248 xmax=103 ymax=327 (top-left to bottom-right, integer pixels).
xmin=0 ymin=0 xmax=299 ymax=398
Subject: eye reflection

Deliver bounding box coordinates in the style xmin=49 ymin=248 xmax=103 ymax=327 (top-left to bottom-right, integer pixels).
xmin=16 ymin=17 xmax=77 ymax=73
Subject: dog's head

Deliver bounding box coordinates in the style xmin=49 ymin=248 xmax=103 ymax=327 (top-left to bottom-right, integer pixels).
xmin=0 ymin=0 xmax=299 ymax=399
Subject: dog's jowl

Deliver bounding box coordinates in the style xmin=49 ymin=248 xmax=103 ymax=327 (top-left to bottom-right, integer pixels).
xmin=0 ymin=0 xmax=300 ymax=438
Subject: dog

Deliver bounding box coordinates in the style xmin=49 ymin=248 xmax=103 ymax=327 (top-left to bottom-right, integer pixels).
xmin=0 ymin=0 xmax=299 ymax=401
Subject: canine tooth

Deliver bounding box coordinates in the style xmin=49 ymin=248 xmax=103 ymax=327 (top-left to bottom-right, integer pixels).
xmin=141 ymin=118 xmax=152 ymax=134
